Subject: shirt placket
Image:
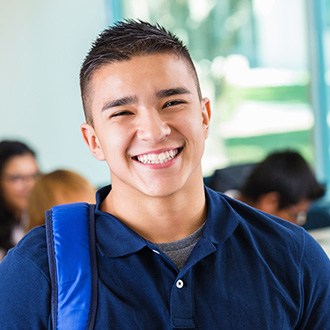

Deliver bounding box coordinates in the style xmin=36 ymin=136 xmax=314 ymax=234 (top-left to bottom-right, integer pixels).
xmin=170 ymin=271 xmax=195 ymax=328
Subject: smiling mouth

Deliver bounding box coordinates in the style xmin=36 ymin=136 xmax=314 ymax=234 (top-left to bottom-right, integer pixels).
xmin=133 ymin=147 xmax=182 ymax=165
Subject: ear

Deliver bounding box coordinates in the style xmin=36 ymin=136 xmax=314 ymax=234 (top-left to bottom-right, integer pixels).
xmin=201 ymin=97 xmax=211 ymax=138
xmin=257 ymin=192 xmax=280 ymax=214
xmin=81 ymin=123 xmax=105 ymax=161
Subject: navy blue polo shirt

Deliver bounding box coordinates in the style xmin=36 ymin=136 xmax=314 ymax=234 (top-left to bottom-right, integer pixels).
xmin=0 ymin=186 xmax=329 ymax=329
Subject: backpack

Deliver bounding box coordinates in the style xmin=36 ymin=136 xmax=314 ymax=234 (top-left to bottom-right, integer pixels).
xmin=45 ymin=203 xmax=97 ymax=330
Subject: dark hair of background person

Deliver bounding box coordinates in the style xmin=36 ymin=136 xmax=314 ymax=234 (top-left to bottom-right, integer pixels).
xmin=240 ymin=149 xmax=325 ymax=209
xmin=27 ymin=169 xmax=96 ymax=231
xmin=0 ymin=140 xmax=37 ymax=252
xmin=80 ymin=19 xmax=202 ymax=125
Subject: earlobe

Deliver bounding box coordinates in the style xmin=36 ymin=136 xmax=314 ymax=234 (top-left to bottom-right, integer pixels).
xmin=80 ymin=123 xmax=105 ymax=161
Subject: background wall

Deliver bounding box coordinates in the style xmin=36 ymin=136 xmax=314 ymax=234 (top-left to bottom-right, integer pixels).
xmin=0 ymin=0 xmax=109 ymax=187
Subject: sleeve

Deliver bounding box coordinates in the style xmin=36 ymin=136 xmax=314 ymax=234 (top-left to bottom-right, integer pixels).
xmin=0 ymin=230 xmax=51 ymax=329
xmin=296 ymin=231 xmax=330 ymax=329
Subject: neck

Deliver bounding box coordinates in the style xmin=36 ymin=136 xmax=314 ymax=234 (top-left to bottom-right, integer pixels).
xmin=101 ymin=179 xmax=207 ymax=243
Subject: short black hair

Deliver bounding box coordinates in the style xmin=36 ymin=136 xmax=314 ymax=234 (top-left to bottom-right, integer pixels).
xmin=80 ymin=19 xmax=202 ymax=124
xmin=240 ymin=149 xmax=325 ymax=209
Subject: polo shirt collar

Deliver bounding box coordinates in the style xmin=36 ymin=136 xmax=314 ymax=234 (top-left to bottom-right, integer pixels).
xmin=95 ymin=185 xmax=147 ymax=257
xmin=203 ymin=186 xmax=241 ymax=244
xmin=94 ymin=185 xmax=241 ymax=258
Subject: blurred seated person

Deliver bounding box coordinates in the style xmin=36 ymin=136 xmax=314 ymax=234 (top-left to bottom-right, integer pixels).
xmin=238 ymin=150 xmax=325 ymax=226
xmin=27 ymin=169 xmax=96 ymax=231
xmin=0 ymin=140 xmax=39 ymax=259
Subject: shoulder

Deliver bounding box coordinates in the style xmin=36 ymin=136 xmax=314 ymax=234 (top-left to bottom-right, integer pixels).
xmin=206 ymin=188 xmax=330 ymax=304
xmin=205 ymin=187 xmax=328 ymax=264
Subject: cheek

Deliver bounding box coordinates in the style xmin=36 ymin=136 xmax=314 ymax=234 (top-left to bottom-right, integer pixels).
xmin=2 ymin=184 xmax=25 ymax=209
xmin=2 ymin=181 xmax=15 ymax=197
xmin=99 ymin=127 xmax=131 ymax=162
xmin=185 ymin=117 xmax=208 ymax=144
xmin=276 ymin=210 xmax=295 ymax=224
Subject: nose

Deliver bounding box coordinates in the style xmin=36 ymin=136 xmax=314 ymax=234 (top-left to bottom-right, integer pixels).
xmin=136 ymin=111 xmax=171 ymax=142
xmin=21 ymin=175 xmax=38 ymax=194
xmin=25 ymin=176 xmax=36 ymax=189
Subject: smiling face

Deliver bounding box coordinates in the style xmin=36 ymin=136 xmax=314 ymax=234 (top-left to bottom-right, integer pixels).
xmin=81 ymin=53 xmax=210 ymax=199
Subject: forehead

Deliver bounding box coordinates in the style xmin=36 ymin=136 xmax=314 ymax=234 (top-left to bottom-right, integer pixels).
xmin=88 ymin=53 xmax=199 ymax=103
xmin=3 ymin=154 xmax=38 ymax=174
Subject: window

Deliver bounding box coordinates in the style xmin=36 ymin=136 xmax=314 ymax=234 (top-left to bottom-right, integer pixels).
xmin=118 ymin=0 xmax=315 ymax=177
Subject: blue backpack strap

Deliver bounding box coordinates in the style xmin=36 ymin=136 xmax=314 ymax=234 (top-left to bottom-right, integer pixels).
xmin=46 ymin=202 xmax=97 ymax=330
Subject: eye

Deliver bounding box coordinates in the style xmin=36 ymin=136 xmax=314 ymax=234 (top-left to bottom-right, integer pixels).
xmin=110 ymin=110 xmax=133 ymax=118
xmin=163 ymin=100 xmax=185 ymax=109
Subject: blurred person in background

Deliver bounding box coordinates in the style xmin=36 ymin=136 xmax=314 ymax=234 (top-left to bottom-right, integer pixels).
xmin=0 ymin=140 xmax=39 ymax=259
xmin=27 ymin=169 xmax=96 ymax=231
xmin=239 ymin=149 xmax=325 ymax=226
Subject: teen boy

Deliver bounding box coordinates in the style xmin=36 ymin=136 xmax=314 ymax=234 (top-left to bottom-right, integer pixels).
xmin=0 ymin=20 xmax=329 ymax=329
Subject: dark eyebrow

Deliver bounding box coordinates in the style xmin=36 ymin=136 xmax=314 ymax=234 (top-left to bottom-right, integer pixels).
xmin=101 ymin=95 xmax=138 ymax=111
xmin=156 ymin=87 xmax=191 ymax=98
xmin=101 ymin=88 xmax=190 ymax=112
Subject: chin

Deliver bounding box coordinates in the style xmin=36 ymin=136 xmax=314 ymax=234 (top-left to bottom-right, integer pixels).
xmin=140 ymin=183 xmax=184 ymax=198
xmin=15 ymin=200 xmax=28 ymax=212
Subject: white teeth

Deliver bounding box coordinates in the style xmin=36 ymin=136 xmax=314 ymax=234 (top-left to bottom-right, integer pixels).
xmin=136 ymin=149 xmax=179 ymax=164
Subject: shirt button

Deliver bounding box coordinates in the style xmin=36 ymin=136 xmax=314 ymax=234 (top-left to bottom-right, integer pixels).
xmin=176 ymin=279 xmax=184 ymax=289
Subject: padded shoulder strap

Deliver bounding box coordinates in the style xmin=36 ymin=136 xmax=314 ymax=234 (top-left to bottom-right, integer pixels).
xmin=46 ymin=202 xmax=97 ymax=330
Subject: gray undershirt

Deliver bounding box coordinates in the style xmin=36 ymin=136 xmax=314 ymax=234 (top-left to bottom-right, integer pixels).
xmin=154 ymin=223 xmax=206 ymax=270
